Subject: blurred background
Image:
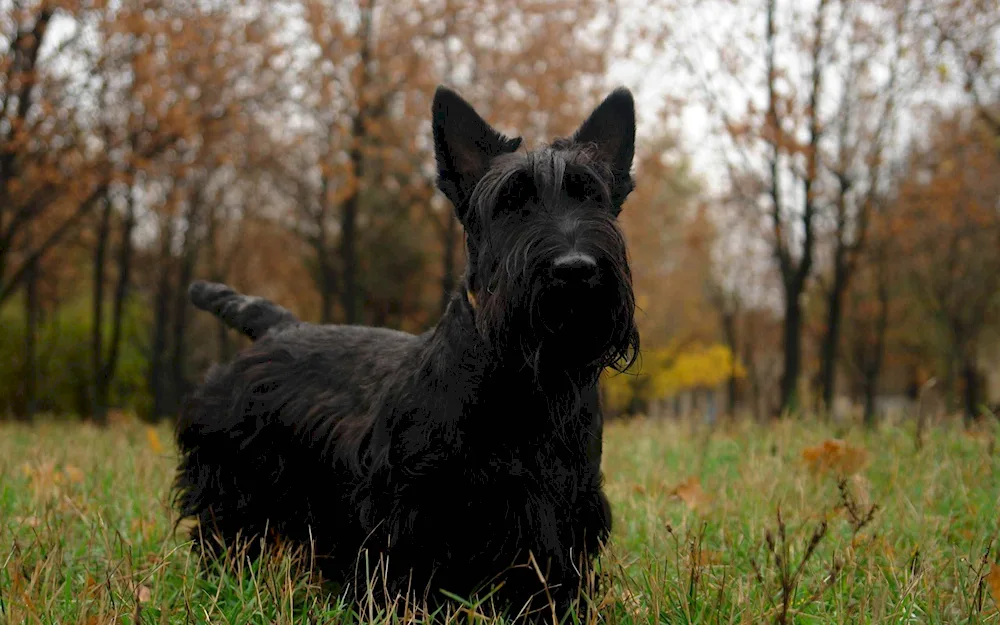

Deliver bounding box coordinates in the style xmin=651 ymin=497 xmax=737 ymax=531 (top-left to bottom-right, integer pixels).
xmin=0 ymin=0 xmax=997 ymax=427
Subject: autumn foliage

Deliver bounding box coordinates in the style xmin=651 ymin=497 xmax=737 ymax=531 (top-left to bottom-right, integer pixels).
xmin=1 ymin=0 xmax=998 ymax=424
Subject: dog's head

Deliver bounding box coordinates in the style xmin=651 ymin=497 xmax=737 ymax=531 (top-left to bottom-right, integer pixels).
xmin=432 ymin=86 xmax=639 ymax=378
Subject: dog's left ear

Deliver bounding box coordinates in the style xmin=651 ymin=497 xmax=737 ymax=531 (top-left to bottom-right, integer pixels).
xmin=571 ymin=88 xmax=636 ymax=206
xmin=433 ymin=86 xmax=522 ymax=220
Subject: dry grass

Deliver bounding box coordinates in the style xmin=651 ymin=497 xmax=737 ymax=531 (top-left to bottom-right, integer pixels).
xmin=1 ymin=415 xmax=999 ymax=624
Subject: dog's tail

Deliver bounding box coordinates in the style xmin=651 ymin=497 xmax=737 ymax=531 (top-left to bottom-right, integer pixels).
xmin=188 ymin=280 xmax=298 ymax=341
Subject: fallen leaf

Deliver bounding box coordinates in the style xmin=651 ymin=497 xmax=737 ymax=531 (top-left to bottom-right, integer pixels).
xmin=878 ymin=536 xmax=896 ymax=560
xmin=988 ymin=563 xmax=1000 ymax=609
xmin=64 ymin=465 xmax=84 ymax=483
xmin=26 ymin=460 xmax=63 ymax=499
xmin=146 ymin=427 xmax=164 ymax=454
xmin=669 ymin=476 xmax=711 ymax=510
xmin=84 ymin=574 xmax=102 ymax=597
xmin=964 ymin=428 xmax=993 ymax=443
xmin=14 ymin=516 xmax=40 ymax=528
xmin=137 ymin=584 xmax=152 ymax=603
xmin=108 ymin=409 xmax=135 ymax=425
xmin=802 ymin=439 xmax=869 ymax=476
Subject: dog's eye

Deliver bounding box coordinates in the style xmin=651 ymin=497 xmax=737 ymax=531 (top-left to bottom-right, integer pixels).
xmin=564 ymin=173 xmax=607 ymax=205
xmin=494 ymin=189 xmax=533 ymax=219
xmin=493 ymin=201 xmax=532 ymax=221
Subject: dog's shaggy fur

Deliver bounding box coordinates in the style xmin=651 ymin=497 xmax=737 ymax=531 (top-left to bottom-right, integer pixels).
xmin=173 ymin=86 xmax=639 ymax=621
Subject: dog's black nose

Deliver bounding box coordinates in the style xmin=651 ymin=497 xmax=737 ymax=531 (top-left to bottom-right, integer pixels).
xmin=550 ymin=252 xmax=598 ymax=285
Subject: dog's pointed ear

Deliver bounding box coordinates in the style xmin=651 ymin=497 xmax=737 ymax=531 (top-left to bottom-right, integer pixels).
xmin=571 ymin=88 xmax=636 ymax=206
xmin=433 ymin=86 xmax=522 ymax=219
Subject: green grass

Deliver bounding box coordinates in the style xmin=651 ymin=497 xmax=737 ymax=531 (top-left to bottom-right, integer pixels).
xmin=1 ymin=415 xmax=998 ymax=624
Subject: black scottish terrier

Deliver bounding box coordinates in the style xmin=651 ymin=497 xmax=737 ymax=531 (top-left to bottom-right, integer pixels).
xmin=173 ymin=85 xmax=639 ymax=621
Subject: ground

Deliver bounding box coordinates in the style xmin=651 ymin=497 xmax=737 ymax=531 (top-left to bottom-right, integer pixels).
xmin=1 ymin=415 xmax=998 ymax=624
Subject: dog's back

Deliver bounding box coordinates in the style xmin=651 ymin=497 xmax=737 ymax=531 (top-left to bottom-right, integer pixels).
xmin=174 ymin=297 xmax=423 ymax=567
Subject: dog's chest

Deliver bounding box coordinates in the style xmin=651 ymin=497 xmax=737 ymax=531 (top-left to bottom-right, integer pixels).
xmin=461 ymin=433 xmax=587 ymax=503
xmin=456 ymin=399 xmax=595 ymax=497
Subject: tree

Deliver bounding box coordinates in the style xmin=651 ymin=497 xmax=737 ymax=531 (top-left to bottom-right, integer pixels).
xmin=95 ymin=0 xmax=285 ymax=420
xmin=816 ymin=0 xmax=911 ymax=415
xmin=281 ymin=0 xmax=625 ymax=326
xmin=672 ymin=0 xmax=839 ymax=415
xmin=278 ymin=0 xmax=437 ymax=324
xmin=923 ymin=0 xmax=1000 ymax=141
xmin=0 ymin=3 xmax=109 ymax=308
xmin=704 ymin=203 xmax=777 ymax=419
xmin=841 ymin=203 xmax=897 ymax=426
xmin=892 ymin=110 xmax=1000 ymax=423
xmin=669 ymin=0 xmax=931 ymax=416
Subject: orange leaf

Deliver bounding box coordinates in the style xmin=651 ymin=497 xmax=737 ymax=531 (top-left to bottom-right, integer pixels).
xmin=146 ymin=427 xmax=164 ymax=455
xmin=987 ymin=563 xmax=1000 ymax=609
xmin=802 ymin=439 xmax=869 ymax=476
xmin=64 ymin=465 xmax=84 ymax=483
xmin=669 ymin=476 xmax=710 ymax=510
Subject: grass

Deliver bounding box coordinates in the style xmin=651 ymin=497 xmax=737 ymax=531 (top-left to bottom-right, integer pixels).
xmin=1 ymin=414 xmax=999 ymax=624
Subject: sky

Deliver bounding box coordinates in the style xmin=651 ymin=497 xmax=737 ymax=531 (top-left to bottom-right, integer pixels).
xmin=31 ymin=0 xmax=980 ymax=208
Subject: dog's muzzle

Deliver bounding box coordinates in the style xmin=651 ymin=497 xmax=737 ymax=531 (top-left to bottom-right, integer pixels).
xmin=548 ymin=252 xmax=600 ymax=288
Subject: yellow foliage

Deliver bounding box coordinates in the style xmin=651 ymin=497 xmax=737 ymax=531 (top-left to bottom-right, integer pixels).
xmin=601 ymin=343 xmax=746 ymax=414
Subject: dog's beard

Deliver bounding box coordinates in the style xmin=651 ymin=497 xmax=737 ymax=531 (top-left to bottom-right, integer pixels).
xmin=476 ymin=255 xmax=638 ymax=380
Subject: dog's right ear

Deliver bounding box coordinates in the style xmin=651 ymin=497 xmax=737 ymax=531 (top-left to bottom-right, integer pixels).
xmin=570 ymin=88 xmax=636 ymax=208
xmin=432 ymin=86 xmax=522 ymax=220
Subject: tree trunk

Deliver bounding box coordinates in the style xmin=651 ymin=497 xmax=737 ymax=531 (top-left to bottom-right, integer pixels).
xmin=819 ymin=252 xmax=848 ymax=416
xmin=862 ymin=260 xmax=890 ymax=427
xmin=205 ymin=206 xmax=233 ymax=361
xmin=90 ymin=198 xmax=112 ymax=424
xmin=779 ymin=281 xmax=804 ymax=417
xmin=340 ymin=190 xmax=360 ymax=325
xmin=341 ymin=0 xmax=374 ymax=326
xmin=317 ymin=252 xmax=338 ymax=324
xmin=962 ymin=354 xmax=980 ymax=426
xmin=774 ymin=0 xmax=823 ymax=418
xmin=16 ymin=246 xmax=39 ymax=423
xmin=861 ymin=373 xmax=877 ymax=427
xmin=170 ymin=217 xmax=200 ymax=419
xmin=149 ymin=221 xmax=175 ymax=422
xmin=721 ymin=309 xmax=739 ymax=418
xmin=441 ymin=213 xmax=459 ymax=314
xmin=95 ymin=196 xmax=136 ymax=424
xmin=0 ymin=8 xmax=52 ymax=287
xmin=741 ymin=315 xmax=763 ymax=422
xmin=943 ymin=352 xmax=958 ymax=414
xmin=0 ymin=194 xmax=5 ymax=287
